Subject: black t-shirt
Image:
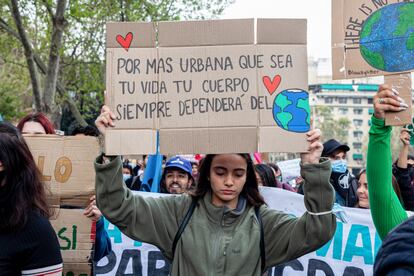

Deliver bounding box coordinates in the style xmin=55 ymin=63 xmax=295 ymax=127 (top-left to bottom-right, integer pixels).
xmin=0 ymin=211 xmax=63 ymax=276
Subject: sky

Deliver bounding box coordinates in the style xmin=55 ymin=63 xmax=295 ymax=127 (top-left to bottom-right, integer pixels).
xmin=220 ymin=0 xmax=331 ymax=59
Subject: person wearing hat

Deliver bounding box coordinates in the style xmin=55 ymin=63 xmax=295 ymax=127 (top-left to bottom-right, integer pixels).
xmin=161 ymin=156 xmax=194 ymax=194
xmin=322 ymin=139 xmax=358 ymax=207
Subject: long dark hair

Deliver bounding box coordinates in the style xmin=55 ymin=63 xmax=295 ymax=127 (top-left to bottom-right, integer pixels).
xmin=0 ymin=122 xmax=51 ymax=231
xmin=255 ymin=164 xmax=278 ymax=188
xmin=193 ymin=154 xmax=265 ymax=207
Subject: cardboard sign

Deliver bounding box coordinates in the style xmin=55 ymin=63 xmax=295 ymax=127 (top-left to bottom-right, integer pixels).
xmin=105 ymin=19 xmax=310 ymax=155
xmin=51 ymin=208 xmax=94 ymax=275
xmin=332 ymin=0 xmax=413 ymax=126
xmin=332 ymin=0 xmax=414 ymax=80
xmin=277 ymin=158 xmax=301 ymax=183
xmin=384 ymin=73 xmax=412 ymax=125
xmin=25 ymin=135 xmax=100 ymax=208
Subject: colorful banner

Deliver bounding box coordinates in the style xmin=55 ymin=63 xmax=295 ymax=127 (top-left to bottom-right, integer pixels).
xmin=95 ymin=187 xmax=378 ymax=275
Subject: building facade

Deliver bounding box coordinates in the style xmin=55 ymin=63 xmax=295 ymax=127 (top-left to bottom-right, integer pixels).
xmin=270 ymin=58 xmax=414 ymax=175
xmin=309 ymin=84 xmax=377 ymax=175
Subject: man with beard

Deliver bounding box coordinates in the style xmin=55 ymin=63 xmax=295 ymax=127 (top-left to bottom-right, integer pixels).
xmin=322 ymin=139 xmax=358 ymax=207
xmin=160 ymin=156 xmax=194 ymax=194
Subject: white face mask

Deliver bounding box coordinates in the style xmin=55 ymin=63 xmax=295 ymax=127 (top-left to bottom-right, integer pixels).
xmin=331 ymin=159 xmax=348 ymax=173
xmin=123 ymin=174 xmax=132 ymax=182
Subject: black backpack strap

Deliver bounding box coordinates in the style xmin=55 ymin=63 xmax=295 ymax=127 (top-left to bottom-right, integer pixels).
xmin=172 ymin=198 xmax=198 ymax=258
xmin=255 ymin=205 xmax=266 ymax=273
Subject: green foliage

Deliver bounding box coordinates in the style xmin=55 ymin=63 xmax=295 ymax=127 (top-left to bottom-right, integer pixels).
xmin=0 ymin=67 xmax=28 ymax=122
xmin=0 ymin=0 xmax=233 ymax=128
xmin=314 ymin=106 xmax=351 ymax=143
xmin=0 ymin=32 xmax=29 ymax=122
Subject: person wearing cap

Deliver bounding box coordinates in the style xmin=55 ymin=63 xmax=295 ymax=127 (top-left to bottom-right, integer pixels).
xmin=322 ymin=139 xmax=358 ymax=207
xmin=161 ymin=156 xmax=194 ymax=194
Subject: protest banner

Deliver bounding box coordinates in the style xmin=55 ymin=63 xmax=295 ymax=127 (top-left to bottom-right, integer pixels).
xmin=277 ymin=158 xmax=301 ymax=183
xmin=25 ymin=135 xmax=100 ymax=207
xmin=51 ymin=208 xmax=94 ymax=276
xmin=95 ymin=188 xmax=378 ymax=275
xmin=105 ymin=19 xmax=311 ymax=155
xmin=331 ymin=0 xmax=413 ymax=125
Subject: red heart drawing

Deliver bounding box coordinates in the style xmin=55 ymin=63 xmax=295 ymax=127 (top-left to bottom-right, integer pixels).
xmin=262 ymin=75 xmax=282 ymax=95
xmin=116 ymin=32 xmax=133 ymax=51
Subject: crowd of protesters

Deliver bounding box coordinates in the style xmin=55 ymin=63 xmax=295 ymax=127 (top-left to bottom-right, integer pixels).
xmin=2 ymin=84 xmax=414 ymax=274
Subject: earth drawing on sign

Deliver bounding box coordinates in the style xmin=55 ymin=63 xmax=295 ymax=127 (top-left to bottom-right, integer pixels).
xmin=359 ymin=2 xmax=414 ymax=72
xmin=273 ymin=89 xmax=310 ymax=133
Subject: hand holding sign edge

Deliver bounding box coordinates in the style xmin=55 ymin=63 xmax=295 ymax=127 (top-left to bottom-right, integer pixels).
xmin=95 ymin=105 xmax=116 ymax=138
xmin=300 ymin=128 xmax=323 ymax=165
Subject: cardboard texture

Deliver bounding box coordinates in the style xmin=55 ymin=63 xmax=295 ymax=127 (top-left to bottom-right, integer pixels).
xmin=157 ymin=19 xmax=255 ymax=46
xmin=106 ymin=19 xmax=310 ymax=154
xmin=257 ymin=18 xmax=307 ymax=45
xmin=106 ymin=22 xmax=156 ymax=48
xmin=331 ymin=0 xmax=414 ymax=80
xmin=25 ymin=135 xmax=100 ymax=207
xmin=384 ymin=73 xmax=412 ymax=126
xmin=51 ymin=208 xmax=94 ymax=276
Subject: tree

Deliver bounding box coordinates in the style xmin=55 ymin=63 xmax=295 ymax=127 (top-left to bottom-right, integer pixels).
xmin=314 ymin=106 xmax=351 ymax=143
xmin=0 ymin=28 xmax=30 ymax=122
xmin=0 ymin=0 xmax=234 ymax=127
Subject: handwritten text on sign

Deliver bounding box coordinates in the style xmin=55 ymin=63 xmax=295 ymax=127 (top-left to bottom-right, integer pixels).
xmin=108 ymin=45 xmax=308 ymax=130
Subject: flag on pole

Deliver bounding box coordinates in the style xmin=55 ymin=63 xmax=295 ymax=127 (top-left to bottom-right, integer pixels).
xmin=140 ymin=131 xmax=163 ymax=193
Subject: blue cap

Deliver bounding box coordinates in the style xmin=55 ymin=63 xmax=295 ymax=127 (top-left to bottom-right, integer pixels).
xmin=165 ymin=156 xmax=192 ymax=176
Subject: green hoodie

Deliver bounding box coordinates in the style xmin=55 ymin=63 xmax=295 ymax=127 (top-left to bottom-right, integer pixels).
xmin=95 ymin=156 xmax=336 ymax=276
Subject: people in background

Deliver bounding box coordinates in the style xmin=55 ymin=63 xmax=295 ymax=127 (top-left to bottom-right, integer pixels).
xmin=267 ymin=163 xmax=282 ymax=183
xmin=392 ymin=129 xmax=414 ymax=211
xmin=356 ymin=169 xmax=403 ymax=209
xmin=17 ymin=112 xmax=55 ymax=134
xmin=322 ymin=139 xmax=358 ymax=207
xmin=160 ymin=156 xmax=194 ymax=194
xmin=255 ymin=164 xmax=295 ymax=192
xmin=70 ymin=124 xmax=100 ymax=137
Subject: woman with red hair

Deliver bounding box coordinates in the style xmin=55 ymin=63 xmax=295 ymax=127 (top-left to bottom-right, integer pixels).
xmin=17 ymin=112 xmax=55 ymax=134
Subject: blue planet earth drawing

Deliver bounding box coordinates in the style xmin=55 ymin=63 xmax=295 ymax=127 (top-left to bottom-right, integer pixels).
xmin=273 ymin=89 xmax=310 ymax=133
xmin=359 ymin=2 xmax=414 ymax=72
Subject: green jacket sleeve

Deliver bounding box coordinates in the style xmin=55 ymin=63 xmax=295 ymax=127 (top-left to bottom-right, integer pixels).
xmin=94 ymin=155 xmax=191 ymax=259
xmin=262 ymin=158 xmax=336 ymax=267
xmin=367 ymin=116 xmax=407 ymax=240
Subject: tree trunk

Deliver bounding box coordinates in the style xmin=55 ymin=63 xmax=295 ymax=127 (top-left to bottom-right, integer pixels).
xmin=64 ymin=99 xmax=88 ymax=127
xmin=10 ymin=0 xmax=42 ymax=111
xmin=1 ymin=5 xmax=87 ymax=128
xmin=43 ymin=0 xmax=68 ymax=127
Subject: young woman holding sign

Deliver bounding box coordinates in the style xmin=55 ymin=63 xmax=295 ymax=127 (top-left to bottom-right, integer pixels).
xmin=366 ymin=84 xmax=411 ymax=239
xmin=365 ymin=84 xmax=414 ymax=275
xmin=94 ymin=105 xmax=336 ymax=275
xmin=0 ymin=122 xmax=62 ymax=275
